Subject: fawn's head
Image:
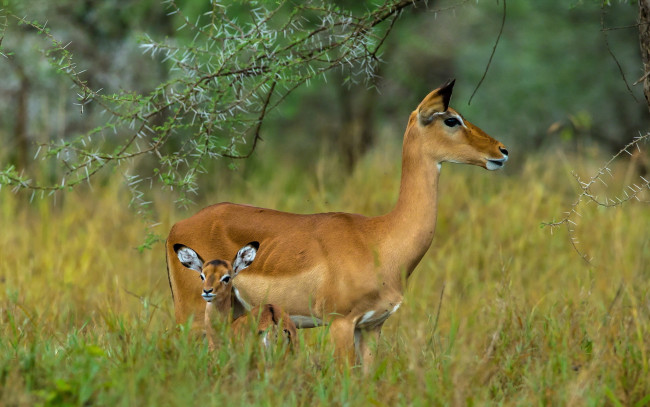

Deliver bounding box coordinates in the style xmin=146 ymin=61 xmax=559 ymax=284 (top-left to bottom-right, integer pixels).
xmin=174 ymin=242 xmax=259 ymax=303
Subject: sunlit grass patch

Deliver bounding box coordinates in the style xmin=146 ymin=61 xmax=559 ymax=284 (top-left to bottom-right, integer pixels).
xmin=1 ymin=148 xmax=649 ymax=405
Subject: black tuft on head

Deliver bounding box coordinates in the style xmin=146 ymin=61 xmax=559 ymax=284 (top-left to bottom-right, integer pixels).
xmin=438 ymin=78 xmax=455 ymax=111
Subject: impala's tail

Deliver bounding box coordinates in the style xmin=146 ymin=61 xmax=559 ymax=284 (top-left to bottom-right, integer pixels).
xmin=165 ymin=239 xmax=175 ymax=303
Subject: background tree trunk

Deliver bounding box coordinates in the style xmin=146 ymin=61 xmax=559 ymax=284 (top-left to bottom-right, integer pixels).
xmin=337 ymin=81 xmax=377 ymax=172
xmin=9 ymin=57 xmax=30 ymax=170
xmin=639 ymin=0 xmax=650 ymax=112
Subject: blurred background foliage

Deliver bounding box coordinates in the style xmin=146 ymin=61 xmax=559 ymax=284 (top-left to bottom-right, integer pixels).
xmin=0 ymin=0 xmax=646 ymax=198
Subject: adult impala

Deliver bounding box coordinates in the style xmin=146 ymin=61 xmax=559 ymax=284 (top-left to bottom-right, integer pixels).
xmin=176 ymin=242 xmax=297 ymax=351
xmin=166 ymin=80 xmax=508 ymax=369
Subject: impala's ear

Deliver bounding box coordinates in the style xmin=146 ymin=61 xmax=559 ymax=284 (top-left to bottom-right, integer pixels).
xmin=174 ymin=244 xmax=203 ymax=272
xmin=232 ymin=241 xmax=259 ymax=275
xmin=418 ymin=79 xmax=455 ymax=125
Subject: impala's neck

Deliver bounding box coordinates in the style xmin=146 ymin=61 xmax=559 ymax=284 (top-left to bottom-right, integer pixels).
xmin=204 ymin=291 xmax=233 ymax=350
xmin=212 ymin=289 xmax=234 ymax=316
xmin=380 ymin=121 xmax=440 ymax=282
xmin=205 ymin=302 xmax=219 ymax=350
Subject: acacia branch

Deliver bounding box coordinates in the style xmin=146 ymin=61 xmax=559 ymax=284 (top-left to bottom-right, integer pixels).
xmin=542 ymin=133 xmax=650 ymax=264
xmin=0 ymin=0 xmax=430 ymax=207
xmin=222 ymin=81 xmax=276 ymax=159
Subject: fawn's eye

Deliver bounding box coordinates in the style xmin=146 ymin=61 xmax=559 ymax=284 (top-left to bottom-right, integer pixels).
xmin=220 ymin=275 xmax=231 ymax=284
xmin=200 ymin=274 xmax=205 ymax=281
xmin=444 ymin=118 xmax=461 ymax=127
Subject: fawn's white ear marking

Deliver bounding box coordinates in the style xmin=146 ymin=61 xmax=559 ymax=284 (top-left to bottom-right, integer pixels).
xmin=232 ymin=241 xmax=259 ymax=275
xmin=175 ymin=246 xmax=203 ymax=272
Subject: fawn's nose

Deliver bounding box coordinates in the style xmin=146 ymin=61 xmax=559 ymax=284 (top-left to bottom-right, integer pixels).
xmin=203 ymin=288 xmax=213 ymax=294
xmin=499 ymin=146 xmax=508 ymax=157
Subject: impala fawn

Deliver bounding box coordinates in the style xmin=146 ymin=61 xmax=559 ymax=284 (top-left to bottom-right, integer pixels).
xmin=176 ymin=242 xmax=297 ymax=351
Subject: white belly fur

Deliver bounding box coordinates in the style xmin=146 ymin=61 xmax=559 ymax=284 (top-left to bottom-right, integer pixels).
xmin=356 ymin=302 xmax=401 ymax=329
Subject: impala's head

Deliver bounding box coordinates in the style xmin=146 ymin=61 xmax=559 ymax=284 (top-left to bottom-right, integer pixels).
xmin=175 ymin=242 xmax=259 ymax=303
xmin=410 ymin=79 xmax=508 ymax=170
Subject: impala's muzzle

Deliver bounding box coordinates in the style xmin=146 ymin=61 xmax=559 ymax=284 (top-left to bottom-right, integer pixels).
xmin=202 ymin=288 xmax=215 ymax=302
xmin=486 ymin=147 xmax=509 ymax=171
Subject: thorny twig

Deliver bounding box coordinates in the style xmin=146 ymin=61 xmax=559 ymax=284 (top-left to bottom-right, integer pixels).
xmin=542 ymin=133 xmax=650 ymax=264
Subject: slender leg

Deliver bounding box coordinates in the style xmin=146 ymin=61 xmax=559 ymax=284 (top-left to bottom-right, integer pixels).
xmin=329 ymin=317 xmax=356 ymax=367
xmin=204 ymin=303 xmax=220 ymax=351
xmin=357 ymin=324 xmax=383 ymax=375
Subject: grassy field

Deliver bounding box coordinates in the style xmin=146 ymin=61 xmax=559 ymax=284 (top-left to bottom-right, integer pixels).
xmin=1 ymin=144 xmax=649 ymax=406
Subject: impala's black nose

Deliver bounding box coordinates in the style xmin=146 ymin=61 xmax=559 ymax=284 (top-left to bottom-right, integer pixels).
xmin=203 ymin=288 xmax=213 ymax=294
xmin=499 ymin=147 xmax=508 ymax=156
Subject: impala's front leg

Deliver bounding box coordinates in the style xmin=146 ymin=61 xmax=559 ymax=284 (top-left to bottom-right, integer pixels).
xmin=356 ymin=324 xmax=383 ymax=375
xmin=329 ymin=317 xmax=356 ymax=367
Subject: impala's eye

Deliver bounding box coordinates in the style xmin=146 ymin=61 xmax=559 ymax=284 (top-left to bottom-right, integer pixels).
xmin=200 ymin=273 xmax=205 ymax=281
xmin=444 ymin=118 xmax=461 ymax=127
xmin=220 ymin=275 xmax=231 ymax=284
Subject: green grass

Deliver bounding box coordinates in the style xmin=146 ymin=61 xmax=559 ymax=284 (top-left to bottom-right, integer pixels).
xmin=1 ymin=145 xmax=649 ymax=406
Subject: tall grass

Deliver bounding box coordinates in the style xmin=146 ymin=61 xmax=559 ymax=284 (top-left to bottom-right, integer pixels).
xmin=1 ymin=146 xmax=649 ymax=406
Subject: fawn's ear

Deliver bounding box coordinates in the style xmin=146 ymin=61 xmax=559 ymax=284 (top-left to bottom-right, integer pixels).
xmin=418 ymin=79 xmax=455 ymax=125
xmin=232 ymin=241 xmax=259 ymax=276
xmin=174 ymin=244 xmax=203 ymax=272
